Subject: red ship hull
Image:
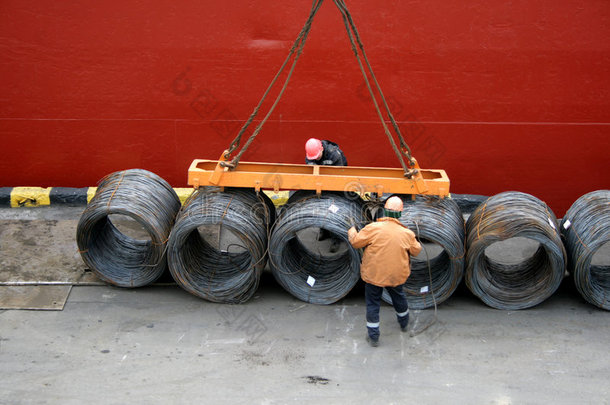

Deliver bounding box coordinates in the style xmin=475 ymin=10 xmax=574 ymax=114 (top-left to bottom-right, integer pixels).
xmin=1 ymin=1 xmax=608 ymax=214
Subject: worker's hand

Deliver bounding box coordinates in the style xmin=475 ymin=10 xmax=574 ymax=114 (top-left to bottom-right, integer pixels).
xmin=347 ymin=226 xmax=357 ymax=240
xmin=321 ymin=159 xmax=334 ymax=165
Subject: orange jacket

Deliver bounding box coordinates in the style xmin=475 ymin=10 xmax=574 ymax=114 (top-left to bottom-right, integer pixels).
xmin=348 ymin=217 xmax=422 ymax=287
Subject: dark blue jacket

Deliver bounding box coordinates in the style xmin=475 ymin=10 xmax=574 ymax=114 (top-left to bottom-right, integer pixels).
xmin=305 ymin=140 xmax=347 ymax=166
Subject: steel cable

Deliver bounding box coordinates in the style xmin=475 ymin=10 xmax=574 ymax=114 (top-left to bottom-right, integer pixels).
xmin=333 ymin=0 xmax=415 ymax=172
xmin=76 ymin=169 xmax=181 ymax=287
xmin=167 ymin=187 xmax=273 ymax=303
xmin=561 ymin=190 xmax=610 ymax=310
xmin=268 ymin=192 xmax=365 ymax=304
xmin=381 ymin=195 xmax=465 ymax=309
xmin=223 ymin=0 xmax=324 ymax=167
xmin=465 ymin=191 xmax=566 ymax=310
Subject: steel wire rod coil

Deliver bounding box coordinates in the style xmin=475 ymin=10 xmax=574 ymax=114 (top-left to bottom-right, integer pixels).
xmin=465 ymin=191 xmax=566 ymax=310
xmin=76 ymin=169 xmax=181 ymax=287
xmin=381 ymin=195 xmax=465 ymax=309
xmin=268 ymin=192 xmax=365 ymax=305
xmin=561 ymin=190 xmax=610 ymax=310
xmin=167 ymin=187 xmax=273 ymax=304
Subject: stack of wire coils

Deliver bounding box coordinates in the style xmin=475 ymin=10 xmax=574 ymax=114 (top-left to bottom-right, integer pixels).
xmin=465 ymin=191 xmax=566 ymax=309
xmin=561 ymin=190 xmax=610 ymax=310
xmin=167 ymin=187 xmax=274 ymax=303
xmin=268 ymin=192 xmax=365 ymax=304
xmin=382 ymin=195 xmax=465 ymax=309
xmin=76 ymin=169 xmax=181 ymax=287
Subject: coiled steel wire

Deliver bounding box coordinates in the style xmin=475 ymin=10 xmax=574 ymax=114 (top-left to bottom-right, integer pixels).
xmin=381 ymin=195 xmax=465 ymax=309
xmin=269 ymin=192 xmax=365 ymax=305
xmin=167 ymin=187 xmax=273 ymax=304
xmin=561 ymin=190 xmax=610 ymax=310
xmin=76 ymin=169 xmax=181 ymax=287
xmin=465 ymin=191 xmax=566 ymax=310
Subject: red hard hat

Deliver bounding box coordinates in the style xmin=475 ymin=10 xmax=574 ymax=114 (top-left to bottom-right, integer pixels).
xmin=305 ymin=138 xmax=323 ymax=160
xmin=384 ymin=196 xmax=404 ymax=212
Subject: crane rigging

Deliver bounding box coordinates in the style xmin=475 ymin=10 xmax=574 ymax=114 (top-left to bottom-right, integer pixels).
xmin=187 ymin=0 xmax=450 ymax=199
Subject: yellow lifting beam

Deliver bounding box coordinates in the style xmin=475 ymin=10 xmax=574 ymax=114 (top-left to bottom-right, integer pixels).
xmin=188 ymin=151 xmax=450 ymax=197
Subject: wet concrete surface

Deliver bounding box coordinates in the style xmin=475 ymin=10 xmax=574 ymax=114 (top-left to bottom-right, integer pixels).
xmin=1 ymin=206 xmax=609 ymax=403
xmin=0 ymin=207 xmax=99 ymax=284
xmin=0 ymin=276 xmax=608 ymax=404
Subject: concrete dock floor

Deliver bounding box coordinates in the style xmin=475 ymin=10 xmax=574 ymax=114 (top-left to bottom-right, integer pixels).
xmin=1 ymin=276 xmax=608 ymax=404
xmin=1 ymin=206 xmax=609 ymax=404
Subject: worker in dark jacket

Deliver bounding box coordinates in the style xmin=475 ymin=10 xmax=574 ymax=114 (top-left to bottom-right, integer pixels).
xmin=305 ymin=138 xmax=347 ymax=166
xmin=305 ymin=138 xmax=348 ymax=253
xmin=348 ymin=196 xmax=422 ymax=347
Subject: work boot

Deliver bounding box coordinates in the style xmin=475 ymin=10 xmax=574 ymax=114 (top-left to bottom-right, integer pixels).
xmin=366 ymin=335 xmax=379 ymax=347
xmin=400 ymin=314 xmax=410 ymax=333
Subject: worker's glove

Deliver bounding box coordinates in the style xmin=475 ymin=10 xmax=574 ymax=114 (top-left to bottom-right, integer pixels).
xmin=348 ymin=218 xmax=362 ymax=231
xmin=321 ymin=159 xmax=334 ymax=165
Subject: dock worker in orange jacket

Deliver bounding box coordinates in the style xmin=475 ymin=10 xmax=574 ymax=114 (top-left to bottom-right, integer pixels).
xmin=347 ymin=196 xmax=422 ymax=347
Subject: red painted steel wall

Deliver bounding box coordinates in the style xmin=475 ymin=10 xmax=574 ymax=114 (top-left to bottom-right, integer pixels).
xmin=1 ymin=1 xmax=608 ymax=214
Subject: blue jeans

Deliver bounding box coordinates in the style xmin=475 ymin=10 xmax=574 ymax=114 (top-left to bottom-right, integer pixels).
xmin=365 ymin=283 xmax=409 ymax=341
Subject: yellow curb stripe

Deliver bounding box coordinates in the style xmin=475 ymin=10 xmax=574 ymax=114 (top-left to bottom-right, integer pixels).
xmin=263 ymin=190 xmax=290 ymax=207
xmin=10 ymin=187 xmax=52 ymax=208
xmin=174 ymin=188 xmax=195 ymax=205
xmin=87 ymin=187 xmax=97 ymax=203
xmin=6 ymin=187 xmax=292 ymax=208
